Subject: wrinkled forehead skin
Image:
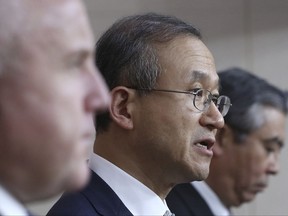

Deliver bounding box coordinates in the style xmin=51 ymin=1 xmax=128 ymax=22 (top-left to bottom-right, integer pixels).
xmin=0 ymin=0 xmax=88 ymax=73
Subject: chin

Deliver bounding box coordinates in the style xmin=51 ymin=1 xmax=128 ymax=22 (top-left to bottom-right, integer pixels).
xmin=196 ymin=172 xmax=209 ymax=181
xmin=66 ymin=167 xmax=91 ymax=192
xmin=195 ymin=166 xmax=210 ymax=181
xmin=241 ymin=193 xmax=256 ymax=204
xmin=186 ymin=168 xmax=209 ymax=182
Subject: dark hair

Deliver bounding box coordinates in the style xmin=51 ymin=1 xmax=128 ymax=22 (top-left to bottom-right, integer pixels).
xmin=218 ymin=67 xmax=288 ymax=142
xmin=95 ymin=13 xmax=202 ymax=132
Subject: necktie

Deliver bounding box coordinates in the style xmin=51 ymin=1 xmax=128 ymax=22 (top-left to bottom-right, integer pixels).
xmin=26 ymin=210 xmax=34 ymax=216
xmin=163 ymin=210 xmax=175 ymax=216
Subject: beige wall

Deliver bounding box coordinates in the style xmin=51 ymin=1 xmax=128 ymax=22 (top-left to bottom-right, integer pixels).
xmin=29 ymin=0 xmax=288 ymax=215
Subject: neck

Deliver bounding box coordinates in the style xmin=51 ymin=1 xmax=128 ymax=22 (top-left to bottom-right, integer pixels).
xmin=94 ymin=133 xmax=173 ymax=200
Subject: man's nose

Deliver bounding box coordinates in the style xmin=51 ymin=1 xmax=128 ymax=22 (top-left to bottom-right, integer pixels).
xmin=267 ymin=153 xmax=280 ymax=175
xmin=199 ymin=102 xmax=225 ymax=130
xmin=86 ymin=66 xmax=110 ymax=113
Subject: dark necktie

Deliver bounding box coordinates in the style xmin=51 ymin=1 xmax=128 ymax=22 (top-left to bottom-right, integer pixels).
xmin=163 ymin=210 xmax=175 ymax=216
xmin=26 ymin=210 xmax=34 ymax=216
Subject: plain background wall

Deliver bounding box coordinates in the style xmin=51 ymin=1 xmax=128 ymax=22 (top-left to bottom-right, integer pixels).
xmin=28 ymin=0 xmax=288 ymax=215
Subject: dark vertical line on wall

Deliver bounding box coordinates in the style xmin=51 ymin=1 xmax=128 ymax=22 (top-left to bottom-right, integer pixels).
xmin=243 ymin=0 xmax=254 ymax=72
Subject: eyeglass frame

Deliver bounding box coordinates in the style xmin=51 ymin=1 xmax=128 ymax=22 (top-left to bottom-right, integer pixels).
xmin=126 ymin=87 xmax=232 ymax=117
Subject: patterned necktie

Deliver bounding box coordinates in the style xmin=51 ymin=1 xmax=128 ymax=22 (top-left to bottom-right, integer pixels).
xmin=163 ymin=210 xmax=175 ymax=216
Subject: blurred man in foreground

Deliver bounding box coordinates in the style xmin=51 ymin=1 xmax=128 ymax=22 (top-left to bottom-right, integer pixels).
xmin=0 ymin=0 xmax=110 ymax=215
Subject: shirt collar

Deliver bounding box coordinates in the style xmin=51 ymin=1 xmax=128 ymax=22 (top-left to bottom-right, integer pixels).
xmin=191 ymin=181 xmax=231 ymax=216
xmin=89 ymin=153 xmax=170 ymax=216
xmin=0 ymin=184 xmax=28 ymax=216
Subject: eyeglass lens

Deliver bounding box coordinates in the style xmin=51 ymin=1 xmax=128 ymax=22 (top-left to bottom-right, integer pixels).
xmin=193 ymin=89 xmax=230 ymax=117
xmin=215 ymin=95 xmax=230 ymax=116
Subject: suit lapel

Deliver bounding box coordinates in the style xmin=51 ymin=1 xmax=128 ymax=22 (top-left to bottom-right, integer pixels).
xmin=81 ymin=171 xmax=133 ymax=216
xmin=167 ymin=183 xmax=214 ymax=216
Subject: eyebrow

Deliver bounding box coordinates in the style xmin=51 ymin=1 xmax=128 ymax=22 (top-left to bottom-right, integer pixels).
xmin=66 ymin=49 xmax=92 ymax=63
xmin=262 ymin=137 xmax=284 ymax=148
xmin=190 ymin=70 xmax=208 ymax=80
xmin=189 ymin=70 xmax=220 ymax=90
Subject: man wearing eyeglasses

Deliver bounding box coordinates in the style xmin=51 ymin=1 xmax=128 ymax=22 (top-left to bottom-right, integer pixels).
xmin=47 ymin=13 xmax=231 ymax=216
xmin=166 ymin=67 xmax=287 ymax=216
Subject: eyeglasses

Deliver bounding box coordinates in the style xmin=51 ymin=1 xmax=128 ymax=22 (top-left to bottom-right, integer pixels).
xmin=128 ymin=87 xmax=232 ymax=117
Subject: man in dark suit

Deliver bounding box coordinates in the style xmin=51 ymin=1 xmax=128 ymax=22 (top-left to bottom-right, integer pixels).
xmin=0 ymin=0 xmax=109 ymax=215
xmin=47 ymin=13 xmax=232 ymax=215
xmin=166 ymin=68 xmax=288 ymax=215
xmin=46 ymin=171 xmax=131 ymax=216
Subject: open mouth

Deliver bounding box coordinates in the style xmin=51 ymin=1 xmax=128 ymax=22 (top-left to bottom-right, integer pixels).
xmin=195 ymin=139 xmax=215 ymax=150
xmin=195 ymin=143 xmax=209 ymax=149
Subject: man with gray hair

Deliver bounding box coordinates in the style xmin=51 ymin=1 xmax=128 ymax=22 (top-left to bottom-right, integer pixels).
xmin=0 ymin=0 xmax=110 ymax=215
xmin=167 ymin=67 xmax=287 ymax=216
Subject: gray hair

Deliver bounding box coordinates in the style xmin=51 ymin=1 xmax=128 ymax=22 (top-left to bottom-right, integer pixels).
xmin=218 ymin=67 xmax=288 ymax=142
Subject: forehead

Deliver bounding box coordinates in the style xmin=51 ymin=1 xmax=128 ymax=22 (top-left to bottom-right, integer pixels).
xmin=3 ymin=0 xmax=95 ymax=73
xmin=10 ymin=0 xmax=93 ymax=57
xmin=156 ymin=36 xmax=219 ymax=89
xmin=36 ymin=0 xmax=94 ymax=50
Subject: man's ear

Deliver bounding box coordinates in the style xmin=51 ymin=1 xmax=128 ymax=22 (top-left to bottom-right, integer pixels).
xmin=213 ymin=125 xmax=234 ymax=156
xmin=109 ymin=86 xmax=135 ymax=130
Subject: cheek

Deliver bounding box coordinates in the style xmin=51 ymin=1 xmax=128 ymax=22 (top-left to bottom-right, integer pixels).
xmin=236 ymin=148 xmax=267 ymax=186
xmin=161 ymin=112 xmax=196 ymax=151
xmin=39 ymin=78 xmax=86 ymax=141
xmin=249 ymin=156 xmax=268 ymax=181
xmin=137 ymin=98 xmax=201 ymax=154
xmin=248 ymin=145 xmax=268 ymax=173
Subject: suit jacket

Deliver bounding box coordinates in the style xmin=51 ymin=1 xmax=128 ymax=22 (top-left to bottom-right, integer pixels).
xmin=166 ymin=183 xmax=214 ymax=216
xmin=47 ymin=171 xmax=133 ymax=216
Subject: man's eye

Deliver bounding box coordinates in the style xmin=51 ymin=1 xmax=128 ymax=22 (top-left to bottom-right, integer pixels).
xmin=212 ymin=97 xmax=218 ymax=104
xmin=191 ymin=89 xmax=203 ymax=97
xmin=68 ymin=52 xmax=89 ymax=69
xmin=264 ymin=144 xmax=280 ymax=155
xmin=265 ymin=147 xmax=274 ymax=153
xmin=262 ymin=139 xmax=283 ymax=155
xmin=71 ymin=56 xmax=85 ymax=68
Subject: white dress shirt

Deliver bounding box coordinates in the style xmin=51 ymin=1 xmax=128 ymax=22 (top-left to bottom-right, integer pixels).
xmin=192 ymin=181 xmax=231 ymax=216
xmin=0 ymin=184 xmax=28 ymax=216
xmin=89 ymin=153 xmax=171 ymax=216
